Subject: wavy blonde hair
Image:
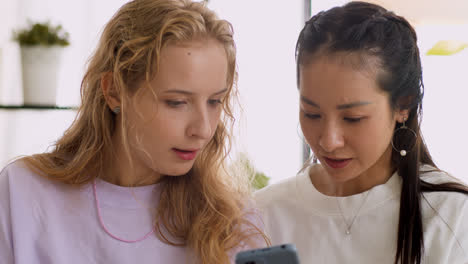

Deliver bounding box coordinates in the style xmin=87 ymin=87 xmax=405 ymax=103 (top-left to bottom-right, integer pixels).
xmin=22 ymin=0 xmax=268 ymax=262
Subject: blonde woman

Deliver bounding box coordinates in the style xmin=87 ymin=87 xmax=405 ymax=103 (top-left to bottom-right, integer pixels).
xmin=0 ymin=0 xmax=267 ymax=263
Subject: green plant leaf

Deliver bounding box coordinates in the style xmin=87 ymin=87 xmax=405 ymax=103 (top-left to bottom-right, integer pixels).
xmin=426 ymin=40 xmax=468 ymax=56
xmin=13 ymin=21 xmax=70 ymax=46
xmin=252 ymin=171 xmax=270 ymax=190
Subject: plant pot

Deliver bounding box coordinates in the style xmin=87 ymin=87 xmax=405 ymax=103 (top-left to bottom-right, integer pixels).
xmin=20 ymin=46 xmax=64 ymax=106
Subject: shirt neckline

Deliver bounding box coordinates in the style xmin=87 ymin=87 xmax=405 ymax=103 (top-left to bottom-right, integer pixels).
xmin=86 ymin=178 xmax=162 ymax=209
xmin=295 ymin=164 xmax=402 ymax=216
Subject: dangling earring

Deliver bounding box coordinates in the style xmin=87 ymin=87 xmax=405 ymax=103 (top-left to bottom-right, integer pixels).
xmin=112 ymin=106 xmax=121 ymax=114
xmin=391 ymin=118 xmax=417 ymax=157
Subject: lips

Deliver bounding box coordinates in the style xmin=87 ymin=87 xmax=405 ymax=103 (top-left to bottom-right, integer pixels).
xmin=173 ymin=148 xmax=199 ymax=161
xmin=323 ymin=157 xmax=352 ymax=169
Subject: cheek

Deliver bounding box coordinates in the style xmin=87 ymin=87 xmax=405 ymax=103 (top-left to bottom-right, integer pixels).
xmin=136 ymin=114 xmax=181 ymax=146
xmin=209 ymin=108 xmax=223 ymax=129
xmin=152 ymin=114 xmax=184 ymax=136
xmin=351 ymin=120 xmax=393 ymax=156
xmin=299 ymin=117 xmax=319 ymax=147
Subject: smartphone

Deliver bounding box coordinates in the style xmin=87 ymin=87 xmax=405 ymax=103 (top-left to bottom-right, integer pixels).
xmin=235 ymin=244 xmax=300 ymax=264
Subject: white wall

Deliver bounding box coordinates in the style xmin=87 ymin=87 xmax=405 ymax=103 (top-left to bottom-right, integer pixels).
xmin=208 ymin=1 xmax=304 ymax=182
xmin=0 ymin=0 xmax=22 ymax=105
xmin=0 ymin=110 xmax=77 ymax=165
xmin=417 ymin=24 xmax=468 ymax=182
xmin=365 ymin=0 xmax=468 ymax=24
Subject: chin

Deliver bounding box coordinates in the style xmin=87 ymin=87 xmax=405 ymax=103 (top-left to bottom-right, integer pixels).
xmin=164 ymin=173 xmax=187 ymax=177
xmin=323 ymin=166 xmax=356 ymax=182
xmin=162 ymin=166 xmax=193 ymax=177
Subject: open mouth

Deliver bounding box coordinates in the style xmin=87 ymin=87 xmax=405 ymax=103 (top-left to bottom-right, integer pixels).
xmin=323 ymin=157 xmax=352 ymax=169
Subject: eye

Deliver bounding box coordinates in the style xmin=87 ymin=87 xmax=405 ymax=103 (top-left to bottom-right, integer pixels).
xmin=208 ymin=99 xmax=223 ymax=106
xmin=165 ymin=100 xmax=186 ymax=107
xmin=304 ymin=113 xmax=321 ymax=120
xmin=344 ymin=117 xmax=364 ymax=123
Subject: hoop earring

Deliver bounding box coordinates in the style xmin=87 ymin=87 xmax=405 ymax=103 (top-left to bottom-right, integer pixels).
xmin=391 ymin=119 xmax=417 ymax=157
xmin=112 ymin=106 xmax=121 ymax=114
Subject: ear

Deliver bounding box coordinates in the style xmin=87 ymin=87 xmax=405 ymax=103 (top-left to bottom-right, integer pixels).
xmin=395 ymin=95 xmax=414 ymax=123
xmin=395 ymin=109 xmax=409 ymax=123
xmin=101 ymin=72 xmax=121 ymax=110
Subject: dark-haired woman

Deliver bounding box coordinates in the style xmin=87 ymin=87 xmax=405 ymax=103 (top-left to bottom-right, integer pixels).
xmin=255 ymin=2 xmax=468 ymax=263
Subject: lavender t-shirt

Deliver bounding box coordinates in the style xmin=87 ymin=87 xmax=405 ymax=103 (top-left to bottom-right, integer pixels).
xmin=0 ymin=162 xmax=260 ymax=263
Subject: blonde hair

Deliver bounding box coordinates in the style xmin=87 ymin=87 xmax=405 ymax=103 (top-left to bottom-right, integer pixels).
xmin=22 ymin=0 xmax=268 ymax=262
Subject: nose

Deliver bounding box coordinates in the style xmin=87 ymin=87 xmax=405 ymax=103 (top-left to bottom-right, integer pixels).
xmin=318 ymin=121 xmax=344 ymax=153
xmin=187 ymin=106 xmax=212 ymax=140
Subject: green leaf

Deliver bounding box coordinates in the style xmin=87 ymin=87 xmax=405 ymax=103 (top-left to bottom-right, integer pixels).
xmin=426 ymin=40 xmax=468 ymax=56
xmin=13 ymin=21 xmax=70 ymax=46
xmin=252 ymin=171 xmax=270 ymax=190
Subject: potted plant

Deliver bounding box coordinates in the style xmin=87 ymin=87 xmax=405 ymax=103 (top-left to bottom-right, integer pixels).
xmin=14 ymin=21 xmax=70 ymax=106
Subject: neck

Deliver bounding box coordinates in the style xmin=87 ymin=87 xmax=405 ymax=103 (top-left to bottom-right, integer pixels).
xmin=100 ymin=127 xmax=162 ymax=187
xmin=311 ymin=146 xmax=395 ymax=196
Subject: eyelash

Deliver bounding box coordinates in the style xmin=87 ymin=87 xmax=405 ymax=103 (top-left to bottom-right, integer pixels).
xmin=304 ymin=113 xmax=320 ymax=119
xmin=344 ymin=117 xmax=364 ymax=123
xmin=208 ymin=99 xmax=223 ymax=106
xmin=165 ymin=99 xmax=222 ymax=108
xmin=165 ymin=100 xmax=185 ymax=107
xmin=303 ymin=113 xmax=364 ymax=123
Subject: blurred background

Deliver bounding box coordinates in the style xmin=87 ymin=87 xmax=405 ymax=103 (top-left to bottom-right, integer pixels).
xmin=0 ymin=0 xmax=466 ymax=184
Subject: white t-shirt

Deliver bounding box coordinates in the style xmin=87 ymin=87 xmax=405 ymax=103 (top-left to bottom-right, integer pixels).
xmin=254 ymin=164 xmax=468 ymax=264
xmin=0 ymin=161 xmax=258 ymax=263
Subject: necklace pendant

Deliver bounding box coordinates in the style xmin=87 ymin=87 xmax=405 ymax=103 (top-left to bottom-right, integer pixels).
xmin=345 ymin=230 xmax=351 ymax=235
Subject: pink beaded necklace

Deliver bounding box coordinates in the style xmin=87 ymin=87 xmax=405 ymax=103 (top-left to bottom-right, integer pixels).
xmin=93 ymin=180 xmax=155 ymax=243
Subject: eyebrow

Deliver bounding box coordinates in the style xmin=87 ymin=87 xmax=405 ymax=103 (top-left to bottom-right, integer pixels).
xmin=300 ymin=96 xmax=319 ymax=108
xmin=300 ymin=95 xmax=372 ymax=109
xmin=163 ymin=88 xmax=228 ymax=96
